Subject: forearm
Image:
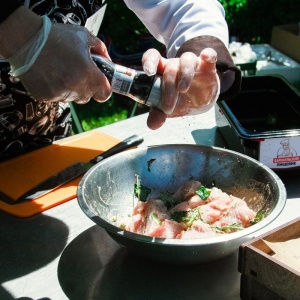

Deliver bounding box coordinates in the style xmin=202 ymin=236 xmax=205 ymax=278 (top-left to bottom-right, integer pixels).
xmin=124 ymin=0 xmax=228 ymax=58
xmin=0 ymin=5 xmax=42 ymax=58
xmin=176 ymin=35 xmax=242 ymax=100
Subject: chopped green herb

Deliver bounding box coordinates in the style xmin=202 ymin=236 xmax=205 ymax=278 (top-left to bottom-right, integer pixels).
xmin=134 ymin=175 xmax=151 ymax=202
xmin=151 ymin=213 xmax=162 ymax=226
xmin=215 ymin=223 xmax=244 ymax=232
xmin=171 ymin=210 xmax=187 ymax=222
xmin=251 ymin=210 xmax=265 ymax=224
xmin=196 ymin=185 xmax=211 ymax=200
xmin=134 ymin=183 xmax=151 ymax=202
xmin=171 ymin=207 xmax=202 ymax=226
xmin=185 ymin=207 xmax=202 ymax=226
xmin=158 ymin=193 xmax=176 ymax=208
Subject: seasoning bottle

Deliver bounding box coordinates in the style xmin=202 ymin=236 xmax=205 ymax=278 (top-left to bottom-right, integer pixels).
xmin=92 ymin=55 xmax=162 ymax=110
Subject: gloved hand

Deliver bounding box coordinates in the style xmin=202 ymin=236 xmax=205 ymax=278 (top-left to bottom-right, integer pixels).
xmin=142 ymin=48 xmax=220 ymax=129
xmin=8 ymin=17 xmax=112 ymax=104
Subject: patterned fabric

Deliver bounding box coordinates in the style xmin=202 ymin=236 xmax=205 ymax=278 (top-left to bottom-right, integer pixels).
xmin=28 ymin=0 xmax=104 ymax=25
xmin=0 ymin=0 xmax=104 ymax=162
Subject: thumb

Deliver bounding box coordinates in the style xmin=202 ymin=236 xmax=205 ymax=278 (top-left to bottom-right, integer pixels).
xmin=198 ymin=48 xmax=217 ymax=73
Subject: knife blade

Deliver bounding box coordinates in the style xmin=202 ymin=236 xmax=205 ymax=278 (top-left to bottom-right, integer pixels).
xmin=9 ymin=134 xmax=144 ymax=205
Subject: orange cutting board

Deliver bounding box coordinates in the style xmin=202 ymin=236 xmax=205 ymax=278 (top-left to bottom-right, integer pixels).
xmin=0 ymin=131 xmax=120 ymax=218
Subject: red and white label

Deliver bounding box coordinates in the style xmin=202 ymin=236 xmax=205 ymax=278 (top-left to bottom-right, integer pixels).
xmin=259 ymin=136 xmax=300 ymax=169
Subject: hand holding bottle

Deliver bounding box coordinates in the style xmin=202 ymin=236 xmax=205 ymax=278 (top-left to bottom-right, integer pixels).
xmin=2 ymin=7 xmax=112 ymax=104
xmin=19 ymin=24 xmax=112 ymax=104
xmin=142 ymin=48 xmax=220 ymax=130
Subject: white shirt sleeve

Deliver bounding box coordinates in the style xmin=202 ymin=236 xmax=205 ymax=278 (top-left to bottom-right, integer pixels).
xmin=123 ymin=0 xmax=229 ymax=58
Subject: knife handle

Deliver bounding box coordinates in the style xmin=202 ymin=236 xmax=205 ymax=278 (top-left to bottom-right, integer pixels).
xmin=90 ymin=134 xmax=144 ymax=164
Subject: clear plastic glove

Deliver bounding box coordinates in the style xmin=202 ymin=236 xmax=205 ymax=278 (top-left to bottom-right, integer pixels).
xmin=16 ymin=23 xmax=112 ymax=104
xmin=142 ymin=48 xmax=220 ymax=130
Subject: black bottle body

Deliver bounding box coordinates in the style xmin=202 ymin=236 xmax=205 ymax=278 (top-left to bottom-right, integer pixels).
xmin=92 ymin=55 xmax=162 ymax=109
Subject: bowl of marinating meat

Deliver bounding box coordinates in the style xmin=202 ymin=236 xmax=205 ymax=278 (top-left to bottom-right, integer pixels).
xmin=77 ymin=144 xmax=286 ymax=264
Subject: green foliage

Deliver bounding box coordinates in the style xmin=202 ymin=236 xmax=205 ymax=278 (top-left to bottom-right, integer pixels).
xmin=100 ymin=0 xmax=300 ymax=53
xmin=134 ymin=175 xmax=151 ymax=202
xmin=80 ymin=110 xmax=128 ymax=131
xmin=73 ymin=95 xmax=128 ymax=131
xmin=219 ymin=0 xmax=300 ymax=43
xmin=219 ymin=0 xmax=247 ymax=20
xmin=100 ymin=0 xmax=150 ymax=53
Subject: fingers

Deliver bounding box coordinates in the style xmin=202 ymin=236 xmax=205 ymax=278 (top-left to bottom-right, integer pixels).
xmin=89 ymin=65 xmax=112 ymax=102
xmin=198 ymin=48 xmax=220 ymax=102
xmin=198 ymin=47 xmax=217 ymax=73
xmin=142 ymin=49 xmax=178 ymax=115
xmin=90 ymin=36 xmax=111 ymax=60
xmin=147 ymin=108 xmax=167 ymax=130
xmin=142 ymin=49 xmax=160 ymax=76
xmin=74 ymin=98 xmax=90 ymax=104
xmin=160 ymin=52 xmax=202 ymax=115
xmin=89 ymin=37 xmax=112 ymax=102
xmin=160 ymin=59 xmax=180 ymax=115
xmin=177 ymin=52 xmax=199 ymax=93
xmin=74 ymin=60 xmax=112 ymax=103
xmin=92 ymin=85 xmax=112 ymax=103
xmin=69 ymin=73 xmax=112 ymax=104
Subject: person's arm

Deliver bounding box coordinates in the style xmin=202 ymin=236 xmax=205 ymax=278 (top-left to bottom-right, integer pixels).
xmin=0 ymin=3 xmax=112 ymax=103
xmin=0 ymin=5 xmax=43 ymax=58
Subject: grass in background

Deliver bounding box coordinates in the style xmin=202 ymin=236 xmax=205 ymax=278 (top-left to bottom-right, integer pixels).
xmin=73 ymin=94 xmax=149 ymax=131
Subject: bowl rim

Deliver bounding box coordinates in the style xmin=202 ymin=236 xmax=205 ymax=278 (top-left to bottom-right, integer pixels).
xmin=77 ymin=144 xmax=287 ymax=246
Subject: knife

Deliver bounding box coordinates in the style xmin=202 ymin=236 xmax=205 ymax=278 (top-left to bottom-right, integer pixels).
xmin=6 ymin=134 xmax=144 ymax=205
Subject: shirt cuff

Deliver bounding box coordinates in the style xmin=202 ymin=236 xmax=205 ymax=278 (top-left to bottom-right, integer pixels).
xmin=176 ymin=35 xmax=242 ymax=100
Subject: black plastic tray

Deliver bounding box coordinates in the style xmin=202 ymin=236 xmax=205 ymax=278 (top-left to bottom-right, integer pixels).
xmin=216 ymin=75 xmax=300 ymax=171
xmin=219 ymin=75 xmax=300 ymax=139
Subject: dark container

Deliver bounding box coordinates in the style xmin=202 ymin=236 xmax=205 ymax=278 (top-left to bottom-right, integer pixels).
xmin=216 ymin=75 xmax=300 ymax=172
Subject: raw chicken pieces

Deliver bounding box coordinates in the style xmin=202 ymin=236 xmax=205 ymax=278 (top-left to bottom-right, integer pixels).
xmin=125 ymin=180 xmax=257 ymax=239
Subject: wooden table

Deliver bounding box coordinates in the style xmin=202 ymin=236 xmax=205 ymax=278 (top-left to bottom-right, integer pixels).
xmin=1 ymin=108 xmax=299 ymax=300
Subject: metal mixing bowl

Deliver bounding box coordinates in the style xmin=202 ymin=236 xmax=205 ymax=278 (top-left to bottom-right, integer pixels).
xmin=77 ymin=144 xmax=286 ymax=264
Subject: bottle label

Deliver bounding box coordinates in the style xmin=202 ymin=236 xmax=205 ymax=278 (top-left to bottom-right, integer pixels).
xmin=111 ymin=65 xmax=135 ymax=95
